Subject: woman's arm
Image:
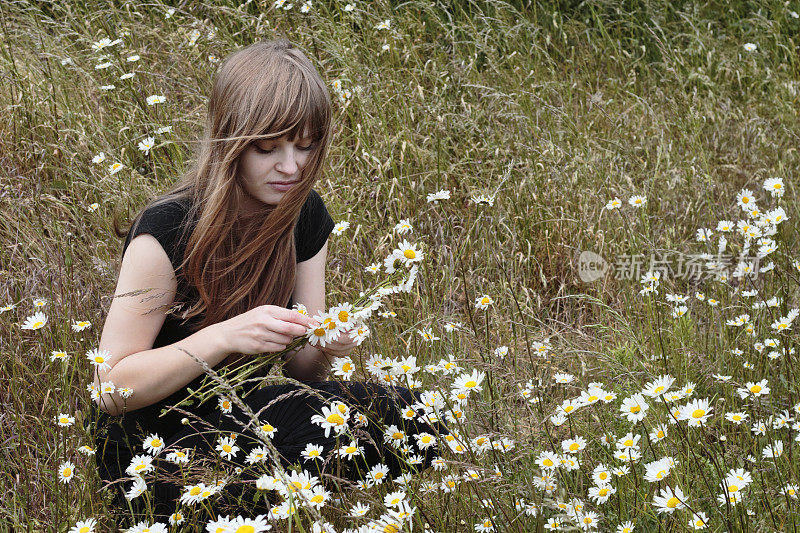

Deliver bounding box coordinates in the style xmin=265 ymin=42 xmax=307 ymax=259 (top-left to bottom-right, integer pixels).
xmin=94 ymin=234 xmax=232 ymax=415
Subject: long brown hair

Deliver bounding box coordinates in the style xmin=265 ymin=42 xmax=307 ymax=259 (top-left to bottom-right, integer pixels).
xmin=119 ymin=39 xmax=332 ymax=334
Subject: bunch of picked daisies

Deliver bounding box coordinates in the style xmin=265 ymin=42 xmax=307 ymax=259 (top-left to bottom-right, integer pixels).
xmin=178 ymin=240 xmax=424 ymax=408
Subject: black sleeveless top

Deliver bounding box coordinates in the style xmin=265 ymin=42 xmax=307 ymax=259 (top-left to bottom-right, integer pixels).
xmin=96 ymin=189 xmax=334 ymax=447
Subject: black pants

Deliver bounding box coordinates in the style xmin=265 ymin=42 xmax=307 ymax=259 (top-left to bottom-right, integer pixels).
xmin=95 ymin=381 xmax=443 ymax=521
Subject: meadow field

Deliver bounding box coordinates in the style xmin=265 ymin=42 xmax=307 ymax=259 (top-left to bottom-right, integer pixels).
xmin=1 ymin=0 xmax=799 ymax=531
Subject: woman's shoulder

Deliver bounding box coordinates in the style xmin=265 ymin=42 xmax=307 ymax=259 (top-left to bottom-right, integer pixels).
xmin=124 ymin=196 xmax=194 ymax=262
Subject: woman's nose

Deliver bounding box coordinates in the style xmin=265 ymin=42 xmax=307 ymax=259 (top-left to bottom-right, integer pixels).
xmin=275 ymin=146 xmax=299 ymax=175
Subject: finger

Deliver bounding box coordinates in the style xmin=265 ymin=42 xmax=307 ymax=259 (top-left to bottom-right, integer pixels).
xmin=271 ymin=307 xmax=314 ymax=326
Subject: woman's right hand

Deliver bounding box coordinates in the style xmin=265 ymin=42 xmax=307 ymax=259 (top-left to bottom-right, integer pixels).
xmin=216 ymin=305 xmax=313 ymax=356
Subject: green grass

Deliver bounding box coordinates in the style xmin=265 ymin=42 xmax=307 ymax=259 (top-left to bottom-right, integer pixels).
xmin=1 ymin=0 xmax=799 ymax=531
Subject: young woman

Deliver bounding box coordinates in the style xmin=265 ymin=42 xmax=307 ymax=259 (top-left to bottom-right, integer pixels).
xmin=92 ymin=40 xmax=438 ymax=520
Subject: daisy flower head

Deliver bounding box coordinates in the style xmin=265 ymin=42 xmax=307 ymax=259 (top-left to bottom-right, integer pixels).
xmin=180 ymin=483 xmax=217 ymax=505
xmin=300 ymin=0 xmax=312 ymax=12
xmin=58 ymin=461 xmax=75 ymax=483
xmin=417 ymin=327 xmax=439 ymax=342
xmin=125 ymin=454 xmax=154 ymax=477
xmin=108 ymin=162 xmax=124 ymax=174
xmin=696 ymin=228 xmax=713 ymax=241
xmin=78 ymin=445 xmax=96 ymax=456
xmin=50 ymin=350 xmax=69 ymax=362
xmin=68 ymin=518 xmax=97 ymax=533
xmin=737 ymin=379 xmax=770 ymax=399
xmin=364 ymin=262 xmax=381 ymax=274
xmin=302 ymin=443 xmax=324 ymax=462
xmin=652 ymin=485 xmax=687 ymax=514
xmin=689 ymin=511 xmax=709 ymax=530
xmin=218 ymin=396 xmax=233 ymax=413
xmin=763 ymin=177 xmax=784 ymax=197
xmin=367 ymin=463 xmax=390 ymax=485
xmin=394 ymin=239 xmax=423 ymax=266
xmin=226 ymin=515 xmax=272 ymax=532
xmin=331 ymin=356 xmax=355 ymax=379
xmin=619 ymin=393 xmax=649 ymax=422
xmin=86 ymin=348 xmax=113 ymax=371
xmin=216 ymin=436 xmax=239 ymax=460
xmin=605 ymin=197 xmax=622 ymax=210
xmin=628 ymin=195 xmax=646 ymax=207
xmin=743 ymin=42 xmax=757 ymax=52
xmin=165 ymin=449 xmax=189 ymax=464
xmin=737 ymin=188 xmax=756 ymax=210
xmin=426 ymin=188 xmax=450 ymax=203
xmin=55 ymin=413 xmax=75 ymax=427
xmin=642 ymin=374 xmax=674 ymax=397
xmin=71 ymin=320 xmax=91 ymax=332
xmin=471 ymin=193 xmax=495 ymax=206
xmin=137 ymin=136 xmax=155 ymax=155
xmin=332 ymin=220 xmax=350 ymax=235
xmin=337 ymin=439 xmax=364 ymax=460
xmin=168 ymin=512 xmax=184 ymax=526
xmin=310 ymin=402 xmax=350 ymax=437
xmin=474 ymin=294 xmax=494 ymax=310
xmin=677 ymin=398 xmax=712 ymax=426
xmin=258 ymin=421 xmax=277 ymax=439
xmin=146 ymin=94 xmax=166 ymax=105
xmin=20 ymin=311 xmax=47 ymax=330
xmin=376 ymin=18 xmax=391 ymax=30
xmin=142 ymin=433 xmax=165 ymax=455
xmin=349 ymin=501 xmax=370 ymax=517
xmin=91 ymin=152 xmax=106 ymax=164
xmin=452 ymin=369 xmax=486 ymax=395
xmin=394 ymin=218 xmax=413 ymax=234
xmin=617 ymin=521 xmax=635 ymax=533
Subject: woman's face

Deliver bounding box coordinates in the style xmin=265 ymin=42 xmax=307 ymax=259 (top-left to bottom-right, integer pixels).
xmin=237 ymin=132 xmax=315 ymax=208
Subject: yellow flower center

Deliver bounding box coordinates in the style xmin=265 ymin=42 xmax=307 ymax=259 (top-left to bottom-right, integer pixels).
xmin=750 ymin=385 xmax=762 ymax=393
xmin=79 ymin=528 xmax=90 ymax=533
xmin=222 ymin=445 xmax=232 ymax=453
xmin=729 ymin=485 xmax=739 ymax=493
xmin=32 ymin=321 xmax=44 ymax=328
xmin=465 ymin=380 xmax=477 ymax=388
xmin=403 ymin=249 xmax=416 ymax=259
xmin=692 ymin=409 xmax=706 ymax=418
xmin=382 ymin=525 xmax=399 ymax=533
xmin=338 ymin=310 xmax=349 ymax=322
xmin=374 ymin=472 xmax=384 ymax=479
xmin=569 ymin=443 xmax=579 ymax=451
xmin=623 ymin=439 xmax=633 ymax=447
xmin=667 ymin=497 xmax=680 ymax=508
xmin=311 ymin=495 xmax=324 ymax=504
xmin=653 ymin=386 xmax=664 ymax=393
xmin=134 ymin=464 xmax=146 ymax=471
xmin=326 ymin=413 xmax=344 ymax=425
xmin=59 ymin=417 xmax=68 ymax=424
xmin=392 ymin=432 xmax=403 ymax=440
xmin=262 ymin=424 xmax=274 ymax=432
xmin=314 ymin=327 xmax=326 ymax=337
xmin=657 ymin=430 xmax=665 ymax=438
xmin=587 ymin=395 xmax=598 ymax=402
xmin=342 ymin=363 xmax=352 ymax=372
xmin=151 ymin=439 xmax=162 ymax=447
xmin=599 ymin=488 xmax=609 ymax=496
xmin=599 ymin=472 xmax=608 ymax=480
xmin=630 ymin=405 xmax=641 ymax=413
xmin=190 ymin=487 xmax=201 ymax=496
xmin=345 ymin=446 xmax=357 ymax=454
xmin=62 ymin=468 xmax=71 ymax=477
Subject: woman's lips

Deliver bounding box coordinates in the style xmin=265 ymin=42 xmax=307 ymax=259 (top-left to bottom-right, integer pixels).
xmin=269 ymin=181 xmax=298 ymax=192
